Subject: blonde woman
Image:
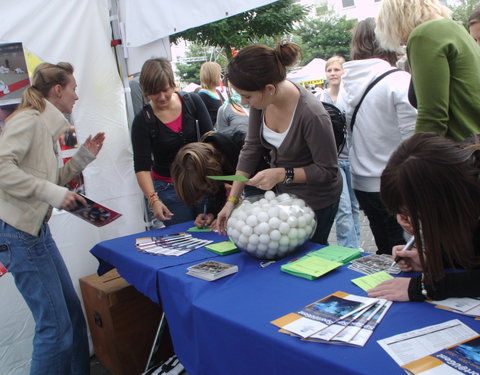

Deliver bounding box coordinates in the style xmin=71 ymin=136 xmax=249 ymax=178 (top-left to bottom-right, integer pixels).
xmin=468 ymin=5 xmax=480 ymax=46
xmin=376 ymin=0 xmax=480 ymax=141
xmin=198 ymin=61 xmax=224 ymax=125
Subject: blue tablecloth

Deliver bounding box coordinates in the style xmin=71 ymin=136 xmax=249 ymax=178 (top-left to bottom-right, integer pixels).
xmin=90 ymin=223 xmax=480 ymax=374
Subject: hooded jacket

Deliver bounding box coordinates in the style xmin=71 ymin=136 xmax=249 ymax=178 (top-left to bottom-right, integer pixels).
xmin=0 ymin=100 xmax=95 ymax=236
xmin=338 ymin=58 xmax=416 ymax=192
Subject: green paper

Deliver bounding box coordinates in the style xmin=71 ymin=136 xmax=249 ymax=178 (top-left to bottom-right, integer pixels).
xmin=281 ymin=256 xmax=342 ymax=280
xmin=205 ymin=241 xmax=239 ymax=255
xmin=310 ymin=246 xmax=362 ymax=264
xmin=206 ymin=174 xmax=249 ymax=182
xmin=187 ymin=226 xmax=211 ymax=232
xmin=351 ymin=271 xmax=393 ymax=291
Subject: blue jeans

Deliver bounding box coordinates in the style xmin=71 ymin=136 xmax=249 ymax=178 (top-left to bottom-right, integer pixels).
xmin=0 ymin=220 xmax=89 ymax=375
xmin=153 ymin=179 xmax=199 ymax=226
xmin=311 ymin=200 xmax=339 ymax=245
xmin=335 ymin=160 xmax=361 ymax=248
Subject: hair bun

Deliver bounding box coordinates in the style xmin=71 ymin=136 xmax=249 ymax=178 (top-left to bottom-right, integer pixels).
xmin=274 ymin=41 xmax=302 ymax=68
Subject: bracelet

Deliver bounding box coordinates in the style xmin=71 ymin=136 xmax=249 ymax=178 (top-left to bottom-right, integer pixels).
xmin=227 ymin=196 xmax=239 ymax=204
xmin=147 ymin=192 xmax=161 ymax=208
xmin=420 ymin=273 xmax=430 ymax=300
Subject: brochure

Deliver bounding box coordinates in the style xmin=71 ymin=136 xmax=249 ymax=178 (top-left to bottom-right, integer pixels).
xmin=186 ymin=260 xmax=238 ymax=281
xmin=136 ymin=232 xmax=213 ymax=256
xmin=428 ymin=297 xmax=480 ymax=318
xmin=69 ymin=194 xmax=121 ymax=227
xmin=271 ymin=291 xmax=379 ymax=340
xmin=378 ymin=319 xmax=478 ymax=368
xmin=348 ymin=253 xmax=401 ymax=275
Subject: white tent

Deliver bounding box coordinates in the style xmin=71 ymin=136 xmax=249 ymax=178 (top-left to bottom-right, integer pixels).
xmin=0 ymin=0 xmax=276 ymax=373
xmin=288 ymin=57 xmax=327 ymax=86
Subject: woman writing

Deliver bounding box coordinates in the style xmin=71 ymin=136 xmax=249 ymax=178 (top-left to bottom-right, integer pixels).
xmin=368 ymin=133 xmax=480 ymax=301
xmin=0 ymin=62 xmax=105 ymax=374
xmin=214 ymin=41 xmax=342 ymax=244
xmin=131 ymin=58 xmax=213 ymax=226
xmin=375 ymin=0 xmax=480 ymax=141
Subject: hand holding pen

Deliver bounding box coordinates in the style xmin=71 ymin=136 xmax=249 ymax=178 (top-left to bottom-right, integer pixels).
xmin=390 ymin=236 xmax=422 ymax=272
xmin=390 ymin=236 xmax=415 ymax=268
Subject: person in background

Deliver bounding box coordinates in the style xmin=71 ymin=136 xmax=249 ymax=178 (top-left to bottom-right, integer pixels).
xmin=339 ymin=18 xmax=417 ymax=254
xmin=368 ymin=133 xmax=480 ymax=301
xmin=468 ymin=5 xmax=480 ymax=46
xmin=213 ymin=41 xmax=342 ymax=245
xmin=216 ymin=89 xmax=249 ymax=137
xmin=321 ymin=55 xmax=361 ymax=249
xmin=376 ymin=0 xmax=480 ymax=141
xmin=0 ymin=62 xmax=105 ymax=374
xmin=198 ymin=61 xmax=224 ymax=126
xmin=131 ymin=58 xmax=213 ymax=227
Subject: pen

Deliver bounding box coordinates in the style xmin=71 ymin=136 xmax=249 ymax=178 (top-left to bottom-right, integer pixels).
xmin=390 ymin=236 xmax=415 ymax=268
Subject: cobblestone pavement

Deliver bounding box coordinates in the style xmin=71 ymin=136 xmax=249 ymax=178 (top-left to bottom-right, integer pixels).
xmin=328 ymin=211 xmax=377 ymax=253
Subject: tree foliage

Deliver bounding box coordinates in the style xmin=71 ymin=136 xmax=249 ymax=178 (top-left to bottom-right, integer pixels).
xmin=171 ymin=0 xmax=308 ymax=60
xmin=295 ymin=15 xmax=357 ymax=63
xmin=448 ymin=0 xmax=479 ymax=28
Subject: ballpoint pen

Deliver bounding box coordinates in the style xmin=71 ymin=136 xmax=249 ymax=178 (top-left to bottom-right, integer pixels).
xmin=390 ymin=235 xmax=415 ymax=268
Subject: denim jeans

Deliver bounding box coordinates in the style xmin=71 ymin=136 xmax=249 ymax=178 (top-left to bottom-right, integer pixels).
xmin=153 ymin=179 xmax=197 ymax=226
xmin=354 ymin=190 xmax=406 ymax=254
xmin=0 ymin=220 xmax=89 ymax=375
xmin=311 ymin=200 xmax=339 ymax=245
xmin=335 ymin=160 xmax=361 ymax=249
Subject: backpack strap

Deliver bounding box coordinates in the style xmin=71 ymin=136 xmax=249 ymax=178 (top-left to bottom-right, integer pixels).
xmin=179 ymin=91 xmax=201 ymax=141
xmin=350 ymin=68 xmax=401 ymax=131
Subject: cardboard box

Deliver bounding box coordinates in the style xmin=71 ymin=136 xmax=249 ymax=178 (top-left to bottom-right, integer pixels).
xmin=80 ymin=269 xmax=172 ymax=375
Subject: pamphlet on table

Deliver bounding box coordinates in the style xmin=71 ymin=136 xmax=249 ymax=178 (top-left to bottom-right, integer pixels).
xmin=136 ymin=232 xmax=213 ymax=256
xmin=428 ymin=297 xmax=480 ymax=318
xmin=186 ymin=260 xmax=238 ymax=281
xmin=348 ymin=253 xmax=401 ymax=275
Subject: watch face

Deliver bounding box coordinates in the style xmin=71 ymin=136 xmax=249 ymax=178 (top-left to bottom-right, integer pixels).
xmin=285 ymin=176 xmax=293 ymax=184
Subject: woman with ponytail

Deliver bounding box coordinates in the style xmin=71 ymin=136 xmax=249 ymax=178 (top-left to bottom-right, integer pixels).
xmin=0 ymin=62 xmax=105 ymax=374
xmin=368 ymin=133 xmax=480 ymax=301
xmin=214 ymin=41 xmax=342 ymax=244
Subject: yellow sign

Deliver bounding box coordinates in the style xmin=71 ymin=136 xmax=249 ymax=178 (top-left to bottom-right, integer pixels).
xmin=299 ymin=79 xmax=324 ymax=86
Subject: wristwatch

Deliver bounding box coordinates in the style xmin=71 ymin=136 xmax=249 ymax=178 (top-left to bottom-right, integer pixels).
xmin=283 ymin=168 xmax=294 ymax=184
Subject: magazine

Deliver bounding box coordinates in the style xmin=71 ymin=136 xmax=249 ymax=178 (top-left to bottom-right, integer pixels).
xmin=348 ymin=253 xmax=401 ymax=275
xmin=186 ymin=260 xmax=238 ymax=281
xmin=69 ymin=194 xmax=121 ymax=227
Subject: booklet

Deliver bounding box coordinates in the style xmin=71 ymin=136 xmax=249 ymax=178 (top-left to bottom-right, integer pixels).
xmin=428 ymin=297 xmax=480 ymax=318
xmin=136 ymin=232 xmax=213 ymax=256
xmin=69 ymin=194 xmax=121 ymax=227
xmin=311 ymin=246 xmax=362 ymax=264
xmin=351 ymin=271 xmax=394 ymax=292
xmin=402 ymin=334 xmax=480 ymax=374
xmin=271 ymin=291 xmax=379 ymax=340
xmin=378 ymin=319 xmax=478 ymax=368
xmin=348 ymin=253 xmax=401 ymax=275
xmin=186 ymin=260 xmax=238 ymax=281
xmin=205 ymin=241 xmax=239 ymax=255
xmin=281 ymin=255 xmax=342 ymax=280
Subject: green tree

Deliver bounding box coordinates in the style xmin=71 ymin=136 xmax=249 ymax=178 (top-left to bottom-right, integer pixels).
xmin=175 ymin=43 xmax=225 ymax=84
xmin=448 ymin=0 xmax=479 ymax=28
xmin=171 ymin=0 xmax=308 ymax=60
xmin=295 ymin=15 xmax=357 ymax=63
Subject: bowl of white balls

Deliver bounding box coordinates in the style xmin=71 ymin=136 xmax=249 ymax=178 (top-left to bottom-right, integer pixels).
xmin=226 ymin=191 xmax=316 ymax=260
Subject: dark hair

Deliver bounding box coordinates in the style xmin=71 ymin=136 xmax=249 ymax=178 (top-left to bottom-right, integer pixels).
xmin=381 ymin=132 xmax=480 ymax=285
xmin=225 ymin=41 xmax=302 ymax=91
xmin=139 ymin=58 xmax=176 ymax=98
xmin=351 ymin=18 xmax=397 ymax=66
xmin=171 ymin=142 xmax=225 ymax=206
xmin=19 ymin=62 xmax=74 ymax=112
xmin=468 ymin=5 xmax=480 ymax=27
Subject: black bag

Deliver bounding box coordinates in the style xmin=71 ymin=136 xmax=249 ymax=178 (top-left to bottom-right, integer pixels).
xmin=321 ymin=101 xmax=346 ymax=155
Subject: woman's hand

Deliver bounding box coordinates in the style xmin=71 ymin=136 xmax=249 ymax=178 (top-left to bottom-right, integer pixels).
xmin=367 ymin=277 xmax=411 ymax=301
xmin=247 ymin=168 xmax=284 ymax=191
xmin=194 ymin=213 xmax=214 ymax=228
xmin=151 ymin=200 xmax=173 ymax=222
xmin=61 ymin=191 xmax=87 ymax=211
xmin=83 ymin=132 xmax=106 ymax=156
xmin=392 ymin=245 xmax=423 ymax=272
xmin=213 ymin=202 xmax=235 ymax=234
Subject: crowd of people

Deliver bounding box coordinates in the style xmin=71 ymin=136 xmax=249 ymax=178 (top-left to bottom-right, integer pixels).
xmin=0 ymin=0 xmax=479 ymax=371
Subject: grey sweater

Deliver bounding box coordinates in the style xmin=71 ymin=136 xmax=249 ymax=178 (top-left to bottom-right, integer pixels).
xmin=237 ymin=83 xmax=342 ymax=210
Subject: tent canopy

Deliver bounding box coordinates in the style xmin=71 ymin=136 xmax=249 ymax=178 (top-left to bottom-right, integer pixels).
xmin=288 ymin=58 xmax=327 ymax=86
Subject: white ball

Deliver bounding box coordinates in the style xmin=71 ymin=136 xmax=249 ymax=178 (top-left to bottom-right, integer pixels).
xmin=258 ymin=198 xmax=269 ymax=205
xmin=251 ymin=206 xmax=262 ymax=215
xmin=227 ymin=217 xmax=237 ymax=228
xmin=256 ymin=222 xmax=270 ymax=234
xmin=287 ymin=216 xmax=298 ymax=228
xmin=242 ymin=225 xmax=253 ymax=236
xmin=297 ymin=228 xmax=307 ymax=240
xmin=288 ymin=228 xmax=298 ymax=240
xmin=270 ymin=229 xmax=281 ymax=241
xmin=292 ymin=198 xmax=306 ymax=207
xmin=269 ymin=241 xmax=279 ymax=250
xmin=266 ymin=249 xmax=277 ymax=258
xmin=248 ymin=233 xmax=259 ymax=245
xmin=289 ymin=238 xmax=299 ymax=248
xmin=278 ymin=222 xmax=290 ymax=234
xmin=235 ymin=220 xmax=245 ymax=232
xmin=268 ymin=199 xmax=279 ymax=206
xmin=257 ymin=243 xmax=268 ymax=252
xmin=228 ymin=228 xmax=239 ymax=239
xmin=268 ymin=217 xmax=281 ymax=229
xmin=297 ymin=216 xmax=307 ymax=228
xmin=305 ymin=225 xmax=314 ymax=237
xmin=259 ymin=234 xmax=270 ymax=244
xmin=264 ymin=190 xmax=276 ymax=200
xmin=277 ymin=193 xmax=290 ymax=202
xmin=267 ymin=206 xmax=280 ymax=219
xmin=246 ymin=214 xmax=258 ymax=227
xmin=257 ymin=211 xmax=269 ymax=222
xmin=238 ymin=234 xmax=249 ymax=245
xmin=279 ymin=236 xmax=290 ymax=246
xmin=278 ymin=245 xmax=289 ymax=252
xmin=278 ymin=209 xmax=289 ymax=221
xmin=236 ymin=211 xmax=247 ymax=221
xmin=256 ymin=249 xmax=267 ymax=258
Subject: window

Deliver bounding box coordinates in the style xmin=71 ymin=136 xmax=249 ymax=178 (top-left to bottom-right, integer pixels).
xmin=342 ymin=0 xmax=355 ymax=7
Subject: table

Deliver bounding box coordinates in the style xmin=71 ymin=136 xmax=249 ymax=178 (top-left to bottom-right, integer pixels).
xmin=90 ymin=222 xmax=480 ymax=375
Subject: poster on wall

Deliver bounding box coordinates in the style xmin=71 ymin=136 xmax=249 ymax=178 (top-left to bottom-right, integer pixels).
xmin=0 ymin=42 xmax=29 ymax=132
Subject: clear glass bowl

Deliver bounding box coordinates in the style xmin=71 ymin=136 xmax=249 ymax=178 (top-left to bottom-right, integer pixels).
xmin=226 ymin=191 xmax=317 ymax=260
